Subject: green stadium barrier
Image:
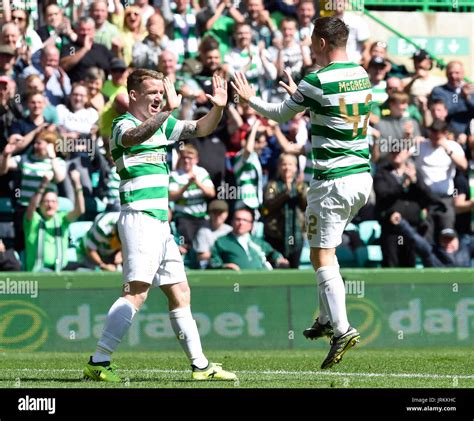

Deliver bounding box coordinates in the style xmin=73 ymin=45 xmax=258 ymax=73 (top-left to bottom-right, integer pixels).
xmin=0 ymin=269 xmax=473 ymax=352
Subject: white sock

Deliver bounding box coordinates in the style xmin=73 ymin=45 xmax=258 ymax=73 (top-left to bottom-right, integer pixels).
xmin=317 ymin=285 xmax=330 ymax=325
xmin=316 ymin=256 xmax=339 ymax=325
xmin=317 ymin=266 xmax=350 ymax=337
xmin=92 ymin=297 xmax=137 ymax=363
xmin=169 ymin=306 xmax=208 ymax=369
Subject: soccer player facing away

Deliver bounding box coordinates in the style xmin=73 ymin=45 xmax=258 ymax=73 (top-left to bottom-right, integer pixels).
xmin=83 ymin=69 xmax=236 ymax=382
xmin=232 ymin=16 xmax=373 ymax=369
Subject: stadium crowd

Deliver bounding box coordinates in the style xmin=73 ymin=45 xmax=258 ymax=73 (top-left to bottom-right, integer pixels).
xmin=0 ymin=0 xmax=473 ymax=272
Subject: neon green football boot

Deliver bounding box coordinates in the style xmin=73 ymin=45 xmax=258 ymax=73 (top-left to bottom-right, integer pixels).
xmin=192 ymin=362 xmax=237 ymax=381
xmin=83 ymin=357 xmax=121 ymax=383
xmin=321 ymin=327 xmax=360 ymax=369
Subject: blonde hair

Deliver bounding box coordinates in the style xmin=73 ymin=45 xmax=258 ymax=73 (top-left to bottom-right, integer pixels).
xmin=35 ymin=130 xmax=59 ymax=145
xmin=277 ymin=153 xmax=298 ymax=178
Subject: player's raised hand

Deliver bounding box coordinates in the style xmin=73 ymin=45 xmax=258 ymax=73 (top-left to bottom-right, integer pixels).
xmin=279 ymin=68 xmax=298 ymax=95
xmin=230 ymin=71 xmax=256 ymax=103
xmin=206 ymin=74 xmax=227 ymax=108
xmin=163 ymin=77 xmax=182 ymax=112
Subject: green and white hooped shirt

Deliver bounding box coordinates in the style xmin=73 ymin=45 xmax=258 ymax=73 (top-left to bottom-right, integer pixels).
xmin=110 ymin=112 xmax=184 ymax=221
xmin=286 ymin=62 xmax=374 ymax=181
xmin=233 ymin=150 xmax=263 ymax=210
xmin=169 ymin=165 xmax=214 ymax=218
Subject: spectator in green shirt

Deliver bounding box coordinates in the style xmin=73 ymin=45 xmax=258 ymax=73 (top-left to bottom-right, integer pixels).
xmin=210 ymin=207 xmax=289 ymax=270
xmin=24 ymin=169 xmax=85 ymax=271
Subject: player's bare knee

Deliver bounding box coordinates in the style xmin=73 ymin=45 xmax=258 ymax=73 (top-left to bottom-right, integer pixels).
xmin=310 ymin=248 xmax=337 ymax=270
xmin=122 ymin=281 xmax=150 ymax=309
xmin=161 ymin=281 xmax=191 ymax=309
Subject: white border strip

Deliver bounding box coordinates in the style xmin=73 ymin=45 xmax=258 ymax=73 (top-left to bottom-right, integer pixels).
xmin=1 ymin=369 xmax=473 ymax=380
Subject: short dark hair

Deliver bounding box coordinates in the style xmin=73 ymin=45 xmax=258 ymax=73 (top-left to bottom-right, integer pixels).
xmin=388 ymin=92 xmax=409 ymax=105
xmin=429 ymin=98 xmax=447 ymax=108
xmin=430 ymin=119 xmax=448 ymax=133
xmin=127 ymin=69 xmax=163 ymax=93
xmin=280 ymin=17 xmax=298 ymax=29
xmin=312 ymin=16 xmax=348 ymax=49
xmin=199 ymin=35 xmax=219 ymax=55
xmin=233 ymin=206 xmax=255 ymax=222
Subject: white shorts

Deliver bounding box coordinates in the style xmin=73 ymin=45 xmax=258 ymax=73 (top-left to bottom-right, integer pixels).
xmin=118 ymin=211 xmax=187 ymax=287
xmin=305 ymin=171 xmax=373 ymax=249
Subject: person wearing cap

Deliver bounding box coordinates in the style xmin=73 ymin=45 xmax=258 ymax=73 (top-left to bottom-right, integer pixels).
xmin=98 ymin=60 xmax=130 ymax=144
xmin=368 ymin=56 xmax=389 ymax=105
xmin=402 ymin=49 xmax=446 ymax=107
xmin=415 ymin=119 xmax=468 ymax=240
xmin=102 ymin=58 xmax=129 ymax=99
xmin=390 ymin=212 xmax=472 ymax=267
xmin=364 ymin=41 xmax=409 ymax=79
xmin=0 ymin=44 xmax=16 ymax=78
xmin=193 ymin=199 xmax=232 ymax=268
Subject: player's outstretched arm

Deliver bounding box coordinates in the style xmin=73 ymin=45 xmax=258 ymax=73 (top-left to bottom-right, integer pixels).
xmin=179 ymin=75 xmax=227 ymax=140
xmin=122 ymin=77 xmax=181 ymax=147
xmin=231 ymin=71 xmax=303 ymax=123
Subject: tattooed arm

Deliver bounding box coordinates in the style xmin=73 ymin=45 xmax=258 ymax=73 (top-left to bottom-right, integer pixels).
xmin=122 ymin=77 xmax=181 ymax=147
xmin=179 ymin=74 xmax=227 ymax=139
xmin=178 ymin=106 xmax=223 ymax=140
xmin=122 ymin=111 xmax=171 ymax=147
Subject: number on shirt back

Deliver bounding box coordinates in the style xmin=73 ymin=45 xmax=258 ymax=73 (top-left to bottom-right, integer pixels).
xmin=339 ymin=93 xmax=372 ymax=138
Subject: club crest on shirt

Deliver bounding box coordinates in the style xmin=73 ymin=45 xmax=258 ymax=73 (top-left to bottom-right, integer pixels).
xmin=291 ymin=90 xmax=304 ymax=103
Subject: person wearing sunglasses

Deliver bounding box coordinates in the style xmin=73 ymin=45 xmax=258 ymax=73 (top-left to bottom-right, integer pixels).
xmin=10 ymin=9 xmax=43 ymax=56
xmin=110 ymin=5 xmax=147 ymax=65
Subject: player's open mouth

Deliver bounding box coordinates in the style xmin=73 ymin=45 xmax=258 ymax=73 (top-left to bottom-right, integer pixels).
xmin=150 ymin=104 xmax=160 ymax=112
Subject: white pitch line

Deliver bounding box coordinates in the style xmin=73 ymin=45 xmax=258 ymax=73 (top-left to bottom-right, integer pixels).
xmin=1 ymin=368 xmax=473 ymax=380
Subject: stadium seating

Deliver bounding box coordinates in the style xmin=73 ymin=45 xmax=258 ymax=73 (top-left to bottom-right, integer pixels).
xmin=252 ymin=221 xmax=265 ymax=239
xmin=69 ymin=221 xmax=93 ymax=247
xmin=358 ymin=220 xmax=382 ymax=245
xmin=58 ymin=197 xmax=74 ymax=212
xmin=0 ymin=197 xmax=14 ymax=222
xmin=336 ymin=246 xmax=357 ymax=267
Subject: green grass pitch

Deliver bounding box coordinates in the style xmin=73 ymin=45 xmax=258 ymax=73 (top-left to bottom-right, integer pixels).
xmin=1 ymin=348 xmax=472 ymax=388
